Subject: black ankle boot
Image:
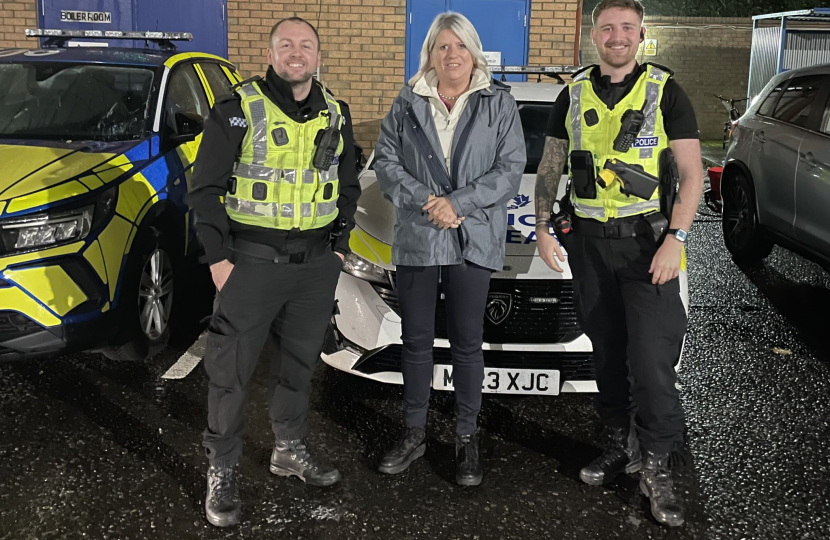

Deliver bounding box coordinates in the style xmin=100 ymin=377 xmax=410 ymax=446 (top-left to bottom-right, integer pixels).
xmin=269 ymin=439 xmax=342 ymax=487
xmin=580 ymin=424 xmax=642 ymax=486
xmin=640 ymin=450 xmax=685 ymax=527
xmin=378 ymin=425 xmax=426 ymax=474
xmin=455 ymin=431 xmax=482 ymax=486
xmin=205 ymin=462 xmax=241 ymax=527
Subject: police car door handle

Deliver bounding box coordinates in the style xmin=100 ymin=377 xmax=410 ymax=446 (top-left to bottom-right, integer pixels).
xmin=756 ymin=131 xmax=767 ymax=144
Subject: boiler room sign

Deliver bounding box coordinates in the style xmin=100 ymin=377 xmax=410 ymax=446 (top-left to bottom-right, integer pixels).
xmin=60 ymin=10 xmax=113 ymax=23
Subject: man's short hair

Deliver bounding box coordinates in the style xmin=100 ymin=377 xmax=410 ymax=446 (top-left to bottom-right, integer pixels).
xmin=269 ymin=17 xmax=320 ymax=50
xmin=591 ymin=0 xmax=645 ymax=25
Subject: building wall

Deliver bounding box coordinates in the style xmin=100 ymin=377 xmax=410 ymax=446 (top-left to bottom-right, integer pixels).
xmin=0 ymin=0 xmax=38 ymax=49
xmin=580 ymin=16 xmax=753 ymax=140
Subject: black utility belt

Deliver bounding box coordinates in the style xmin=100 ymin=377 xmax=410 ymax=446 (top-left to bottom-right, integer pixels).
xmin=573 ymin=213 xmax=667 ymax=240
xmin=227 ymin=237 xmax=330 ymax=264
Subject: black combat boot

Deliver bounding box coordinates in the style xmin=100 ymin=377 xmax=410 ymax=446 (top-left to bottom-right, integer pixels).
xmin=455 ymin=431 xmax=482 ymax=486
xmin=205 ymin=462 xmax=241 ymax=527
xmin=579 ymin=424 xmax=642 ymax=486
xmin=378 ymin=425 xmax=426 ymax=474
xmin=269 ymin=439 xmax=342 ymax=487
xmin=640 ymin=450 xmax=685 ymax=527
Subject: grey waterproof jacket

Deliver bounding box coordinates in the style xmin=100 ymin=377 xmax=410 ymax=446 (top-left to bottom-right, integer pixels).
xmin=374 ymin=80 xmax=526 ymax=271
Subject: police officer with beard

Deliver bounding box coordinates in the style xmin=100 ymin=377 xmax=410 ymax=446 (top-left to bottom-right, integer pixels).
xmin=188 ymin=17 xmax=360 ymax=527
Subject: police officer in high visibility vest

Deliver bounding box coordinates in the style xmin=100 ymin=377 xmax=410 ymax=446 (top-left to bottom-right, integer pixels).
xmin=189 ymin=17 xmax=360 ymax=527
xmin=534 ymin=0 xmax=703 ymax=527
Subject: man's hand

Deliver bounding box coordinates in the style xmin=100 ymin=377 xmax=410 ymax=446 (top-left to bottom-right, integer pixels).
xmin=649 ymin=239 xmax=683 ymax=285
xmin=536 ymin=226 xmax=566 ymax=273
xmin=210 ymin=259 xmax=234 ymax=291
xmin=423 ymin=195 xmax=462 ymax=229
xmin=335 ymin=252 xmax=345 ymax=261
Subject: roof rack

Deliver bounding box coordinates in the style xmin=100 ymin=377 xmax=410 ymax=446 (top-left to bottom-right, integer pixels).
xmin=25 ymin=28 xmax=193 ymax=51
xmin=490 ymin=65 xmax=582 ymax=84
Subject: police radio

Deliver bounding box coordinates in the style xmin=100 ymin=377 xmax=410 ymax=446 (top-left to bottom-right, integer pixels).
xmin=613 ymin=100 xmax=647 ymax=153
xmin=313 ymin=127 xmax=341 ymax=170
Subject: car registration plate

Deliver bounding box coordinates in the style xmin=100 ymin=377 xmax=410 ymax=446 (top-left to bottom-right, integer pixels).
xmin=432 ymin=365 xmax=560 ymax=396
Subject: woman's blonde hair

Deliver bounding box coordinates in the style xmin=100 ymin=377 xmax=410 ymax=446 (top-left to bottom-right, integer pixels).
xmin=409 ymin=12 xmax=491 ymax=86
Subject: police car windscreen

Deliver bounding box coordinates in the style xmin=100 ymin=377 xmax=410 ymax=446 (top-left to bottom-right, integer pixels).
xmin=0 ymin=63 xmax=154 ymax=141
xmin=517 ymin=102 xmax=553 ymax=175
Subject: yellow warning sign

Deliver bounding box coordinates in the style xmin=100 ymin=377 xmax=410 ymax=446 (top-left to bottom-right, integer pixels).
xmin=644 ymin=39 xmax=658 ymax=57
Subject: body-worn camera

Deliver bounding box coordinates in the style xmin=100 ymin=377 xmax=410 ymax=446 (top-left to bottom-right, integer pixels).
xmin=313 ymin=127 xmax=341 ymax=170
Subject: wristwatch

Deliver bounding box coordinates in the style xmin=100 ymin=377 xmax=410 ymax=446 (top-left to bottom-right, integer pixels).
xmin=667 ymin=228 xmax=688 ymax=244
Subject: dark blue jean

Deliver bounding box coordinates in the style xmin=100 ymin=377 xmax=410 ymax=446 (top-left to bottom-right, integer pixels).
xmin=396 ymin=261 xmax=492 ymax=435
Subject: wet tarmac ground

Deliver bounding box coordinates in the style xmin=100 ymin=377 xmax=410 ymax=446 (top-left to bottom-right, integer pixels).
xmin=1 ymin=193 xmax=829 ymax=540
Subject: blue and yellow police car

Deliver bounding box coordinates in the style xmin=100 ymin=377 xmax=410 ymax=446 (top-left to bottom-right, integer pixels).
xmin=0 ymin=29 xmax=240 ymax=361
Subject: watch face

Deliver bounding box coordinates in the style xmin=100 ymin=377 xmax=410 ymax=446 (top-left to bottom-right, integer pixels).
xmin=675 ymin=229 xmax=688 ymax=242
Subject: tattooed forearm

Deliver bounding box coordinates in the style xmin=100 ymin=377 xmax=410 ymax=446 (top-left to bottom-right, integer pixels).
xmin=535 ymin=137 xmax=569 ymax=226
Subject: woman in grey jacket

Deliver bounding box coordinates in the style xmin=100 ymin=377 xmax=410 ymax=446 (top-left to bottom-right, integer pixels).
xmin=374 ymin=12 xmax=526 ymax=486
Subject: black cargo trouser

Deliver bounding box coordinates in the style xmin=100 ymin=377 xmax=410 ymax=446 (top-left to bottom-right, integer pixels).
xmin=396 ymin=262 xmax=492 ymax=436
xmin=202 ymin=248 xmax=342 ymax=465
xmin=565 ymin=223 xmax=688 ymax=454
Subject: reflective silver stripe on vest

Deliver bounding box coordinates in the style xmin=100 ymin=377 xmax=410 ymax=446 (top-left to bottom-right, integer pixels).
xmin=301 ymin=203 xmax=313 ymax=218
xmin=571 ymin=199 xmax=606 ymax=219
xmin=326 ymin=98 xmax=341 ymax=130
xmin=639 ymin=67 xmax=666 ymax=160
xmin=302 ymin=169 xmax=315 ymax=184
xmin=239 ymin=83 xmax=269 ymax=167
xmin=570 ymin=84 xmax=583 ymax=151
xmin=317 ymin=200 xmax=337 ymax=216
xmin=282 ymin=170 xmax=296 ymax=184
xmin=281 ymin=203 xmax=294 ymax=218
xmin=234 ymin=162 xmax=279 ymax=181
xmin=319 ymin=164 xmax=339 ymax=183
xmin=226 ymin=196 xmax=278 ymax=217
xmin=617 ymin=199 xmax=660 ymax=217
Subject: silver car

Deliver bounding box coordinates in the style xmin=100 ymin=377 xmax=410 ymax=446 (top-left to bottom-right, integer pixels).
xmin=721 ymin=64 xmax=830 ymax=267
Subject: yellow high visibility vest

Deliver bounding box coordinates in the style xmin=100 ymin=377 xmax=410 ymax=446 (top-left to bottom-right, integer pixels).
xmin=226 ymin=80 xmax=344 ymax=230
xmin=566 ymin=64 xmax=671 ymax=222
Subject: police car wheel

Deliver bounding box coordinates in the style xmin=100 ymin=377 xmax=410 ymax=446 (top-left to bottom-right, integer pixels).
xmin=102 ymin=228 xmax=176 ymax=362
xmin=722 ymin=172 xmax=773 ymax=262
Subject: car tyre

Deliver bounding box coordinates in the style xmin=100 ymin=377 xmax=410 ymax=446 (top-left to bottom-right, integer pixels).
xmin=722 ymin=172 xmax=773 ymax=262
xmin=102 ymin=226 xmax=177 ymax=362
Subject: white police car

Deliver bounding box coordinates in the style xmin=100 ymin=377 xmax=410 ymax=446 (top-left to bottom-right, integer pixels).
xmin=321 ymin=67 xmax=689 ymax=395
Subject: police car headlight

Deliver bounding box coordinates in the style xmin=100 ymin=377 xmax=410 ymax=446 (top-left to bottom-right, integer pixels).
xmin=0 ymin=187 xmax=117 ymax=252
xmin=1 ymin=206 xmax=93 ymax=250
xmin=342 ymin=252 xmax=388 ymax=284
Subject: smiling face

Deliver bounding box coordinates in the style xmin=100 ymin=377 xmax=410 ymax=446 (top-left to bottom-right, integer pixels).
xmin=430 ymin=29 xmax=475 ymax=88
xmin=591 ymin=7 xmax=643 ymax=70
xmin=267 ymin=20 xmax=321 ymax=84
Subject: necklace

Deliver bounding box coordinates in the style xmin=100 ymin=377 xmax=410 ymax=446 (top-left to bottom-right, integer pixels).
xmin=437 ymin=91 xmax=460 ymax=100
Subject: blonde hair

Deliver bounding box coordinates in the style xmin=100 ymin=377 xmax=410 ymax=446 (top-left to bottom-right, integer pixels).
xmin=409 ymin=12 xmax=491 ymax=86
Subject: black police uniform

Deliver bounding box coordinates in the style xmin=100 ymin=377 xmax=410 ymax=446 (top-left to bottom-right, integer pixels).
xmin=546 ymin=63 xmax=699 ymax=454
xmin=189 ymin=67 xmax=361 ymax=465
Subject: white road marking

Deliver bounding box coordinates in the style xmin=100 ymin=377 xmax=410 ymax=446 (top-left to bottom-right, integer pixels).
xmin=162 ymin=330 xmax=209 ymax=379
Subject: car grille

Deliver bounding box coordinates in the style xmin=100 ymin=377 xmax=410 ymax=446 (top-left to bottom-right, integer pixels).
xmin=354 ymin=344 xmax=595 ymax=381
xmin=371 ymin=273 xmax=582 ymax=344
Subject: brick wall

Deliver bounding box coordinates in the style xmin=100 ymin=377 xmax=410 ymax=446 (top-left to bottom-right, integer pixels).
xmin=0 ymin=0 xmax=37 ymax=49
xmin=579 ymin=16 xmax=753 ymax=140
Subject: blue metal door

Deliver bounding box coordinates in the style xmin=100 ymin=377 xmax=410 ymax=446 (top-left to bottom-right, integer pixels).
xmin=38 ymin=0 xmax=228 ymax=58
xmin=406 ymin=0 xmax=529 ymax=82
xmin=135 ymin=0 xmax=228 ymax=58
xmin=39 ymin=0 xmax=135 ymax=48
